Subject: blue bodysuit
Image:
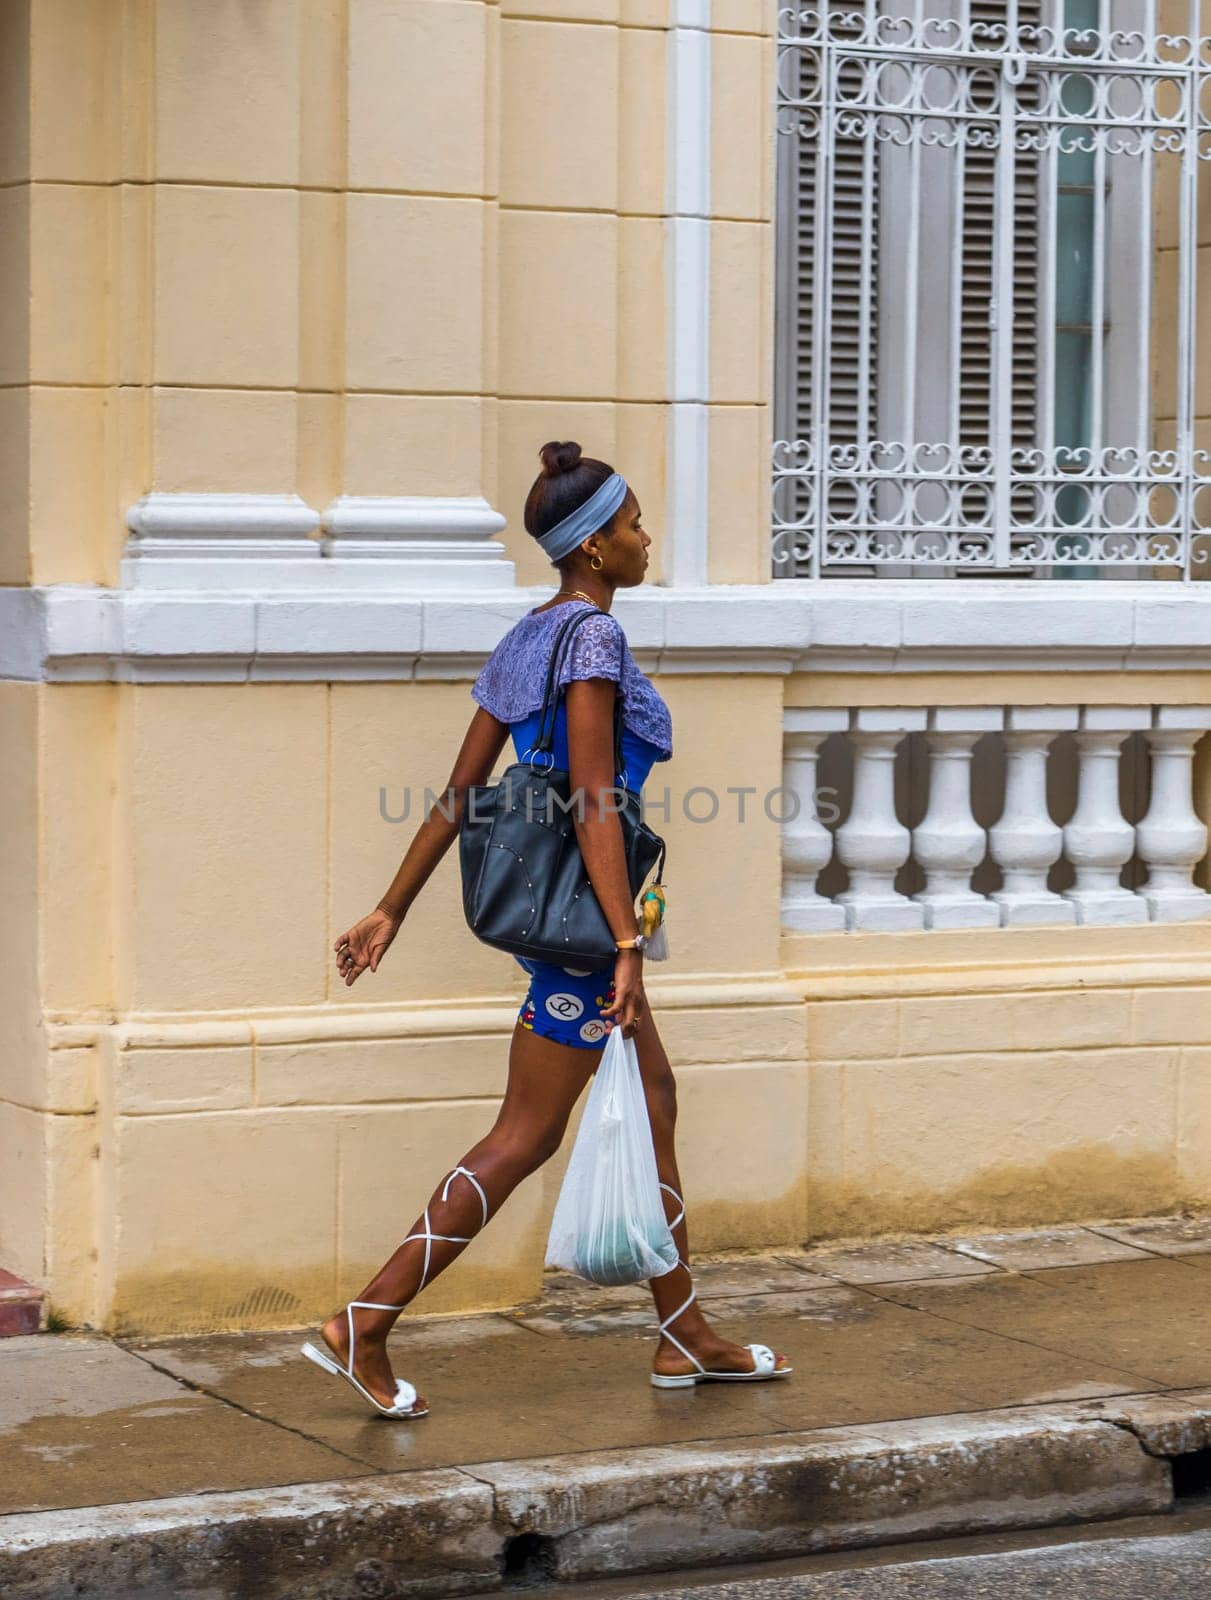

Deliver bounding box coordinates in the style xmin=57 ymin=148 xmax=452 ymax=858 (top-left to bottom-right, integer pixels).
xmin=469 ymin=600 xmax=672 ymax=1050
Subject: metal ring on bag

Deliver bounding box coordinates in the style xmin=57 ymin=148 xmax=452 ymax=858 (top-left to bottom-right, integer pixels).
xmin=520 ymin=746 xmax=555 ymax=773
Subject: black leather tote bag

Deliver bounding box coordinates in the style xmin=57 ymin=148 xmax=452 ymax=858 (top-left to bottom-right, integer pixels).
xmin=459 ymin=605 xmax=667 ymax=966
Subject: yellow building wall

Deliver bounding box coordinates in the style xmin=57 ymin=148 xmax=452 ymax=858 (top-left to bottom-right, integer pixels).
xmin=0 ymin=0 xmax=774 ymax=590
xmin=5 ymin=672 xmax=804 ymax=1334
xmin=3 ymin=1 xmax=1211 ymax=1336
xmin=4 ymin=669 xmax=1210 ymax=1334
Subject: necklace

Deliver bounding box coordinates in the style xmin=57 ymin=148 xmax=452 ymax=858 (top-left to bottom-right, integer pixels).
xmin=554 ymin=588 xmax=600 ymax=606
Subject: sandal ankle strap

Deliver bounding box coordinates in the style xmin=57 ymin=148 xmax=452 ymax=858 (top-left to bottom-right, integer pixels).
xmin=653 ymin=1184 xmax=700 ymax=1370
xmin=656 ymin=1284 xmax=704 ymax=1375
xmin=659 ymin=1181 xmax=685 ymax=1231
xmin=402 ymin=1166 xmax=490 ymax=1294
xmin=343 ymin=1299 xmax=406 ymax=1380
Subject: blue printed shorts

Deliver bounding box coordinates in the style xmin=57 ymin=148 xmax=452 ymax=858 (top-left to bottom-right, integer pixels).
xmin=514 ymin=956 xmax=617 ymax=1050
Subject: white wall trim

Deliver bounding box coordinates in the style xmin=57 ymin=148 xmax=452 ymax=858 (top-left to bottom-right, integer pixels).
xmin=121 ymin=492 xmax=514 ymax=592
xmin=664 ymin=2 xmax=712 ymax=589
xmin=6 ymin=580 xmax=1211 ymax=683
xmin=316 ymin=495 xmax=515 ymax=591
xmin=122 ymin=493 xmax=322 ymax=589
xmin=125 ymin=494 xmax=321 ymax=542
xmin=319 ymin=496 xmax=506 ymax=543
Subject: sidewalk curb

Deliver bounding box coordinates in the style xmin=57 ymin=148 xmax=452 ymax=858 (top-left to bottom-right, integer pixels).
xmin=0 ymin=1393 xmax=1198 ymax=1599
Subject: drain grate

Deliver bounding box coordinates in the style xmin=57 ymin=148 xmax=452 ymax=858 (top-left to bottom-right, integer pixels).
xmin=501 ymin=1532 xmax=558 ymax=1587
xmin=1171 ymin=1448 xmax=1211 ymax=1500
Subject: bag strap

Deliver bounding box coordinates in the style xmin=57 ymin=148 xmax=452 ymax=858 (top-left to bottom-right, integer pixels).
xmin=532 ymin=606 xmax=625 ymax=778
xmin=534 ymin=605 xmax=592 ymax=744
xmin=533 ymin=607 xmax=625 ymax=777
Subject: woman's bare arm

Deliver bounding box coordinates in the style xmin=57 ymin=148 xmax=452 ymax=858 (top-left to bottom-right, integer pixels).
xmin=376 ymin=706 xmax=512 ymax=920
xmin=565 ymin=676 xmax=646 ymax=1036
xmin=333 ymin=707 xmax=510 ymax=986
xmin=564 ymin=676 xmax=642 ymax=945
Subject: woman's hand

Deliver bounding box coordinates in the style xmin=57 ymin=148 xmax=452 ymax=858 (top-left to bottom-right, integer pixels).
xmin=333 ymin=908 xmax=401 ymax=987
xmin=601 ymin=948 xmax=646 ymax=1039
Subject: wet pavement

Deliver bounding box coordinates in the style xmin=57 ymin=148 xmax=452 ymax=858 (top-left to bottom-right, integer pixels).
xmin=5 ymin=1213 xmax=1211 ymax=1518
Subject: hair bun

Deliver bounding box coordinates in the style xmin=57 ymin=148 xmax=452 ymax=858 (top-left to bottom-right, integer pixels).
xmin=538 ymin=440 xmax=583 ymax=478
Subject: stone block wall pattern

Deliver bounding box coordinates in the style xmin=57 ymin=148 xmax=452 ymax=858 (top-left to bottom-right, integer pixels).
xmin=3 ymin=3 xmax=1211 ymax=1335
xmin=0 ymin=0 xmax=777 ymax=591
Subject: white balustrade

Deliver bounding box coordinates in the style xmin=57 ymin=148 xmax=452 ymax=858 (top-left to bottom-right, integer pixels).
xmin=912 ymin=707 xmax=1003 ymax=929
xmin=1062 ymin=707 xmax=1151 ymax=925
xmin=781 ymin=700 xmax=1211 ymax=933
xmin=781 ymin=710 xmax=848 ymax=931
xmin=1137 ymin=707 xmax=1211 ymax=922
xmin=989 ymin=707 xmax=1078 ymax=926
xmin=834 ymin=708 xmax=927 ymax=931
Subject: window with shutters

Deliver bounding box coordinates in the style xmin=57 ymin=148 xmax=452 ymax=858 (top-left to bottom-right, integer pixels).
xmin=771 ymin=0 xmax=1210 ymax=580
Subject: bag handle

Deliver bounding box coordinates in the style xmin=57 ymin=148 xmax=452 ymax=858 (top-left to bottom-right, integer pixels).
xmin=532 ymin=606 xmax=625 ymax=779
xmin=533 ymin=605 xmax=593 ymax=745
xmin=534 ymin=606 xmax=606 ymax=748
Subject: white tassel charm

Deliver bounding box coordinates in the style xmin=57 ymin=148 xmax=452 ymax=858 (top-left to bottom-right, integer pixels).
xmin=639 ymin=885 xmax=669 ymax=961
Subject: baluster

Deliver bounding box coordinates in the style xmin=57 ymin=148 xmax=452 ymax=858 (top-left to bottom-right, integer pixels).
xmin=912 ymin=707 xmax=1002 ymax=928
xmin=835 ymin=708 xmax=926 ymax=931
xmin=782 ymin=710 xmax=847 ymax=931
xmin=989 ymin=706 xmax=1077 ymax=926
xmin=1137 ymin=706 xmax=1211 ymax=922
xmin=1061 ymin=706 xmax=1151 ymax=925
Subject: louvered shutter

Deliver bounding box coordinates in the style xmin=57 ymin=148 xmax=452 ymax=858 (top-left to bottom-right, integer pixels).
xmin=774 ymin=0 xmax=1045 ymax=577
xmin=774 ymin=15 xmax=878 ymax=564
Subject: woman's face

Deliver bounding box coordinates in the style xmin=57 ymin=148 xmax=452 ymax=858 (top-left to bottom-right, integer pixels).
xmin=604 ymin=489 xmax=651 ymax=586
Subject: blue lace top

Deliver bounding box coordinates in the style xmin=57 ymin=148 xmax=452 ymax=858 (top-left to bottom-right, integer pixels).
xmin=470 ymin=599 xmax=673 ymax=789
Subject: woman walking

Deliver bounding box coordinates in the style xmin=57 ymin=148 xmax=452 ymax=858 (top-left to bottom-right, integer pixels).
xmin=302 ymin=441 xmax=792 ymax=1418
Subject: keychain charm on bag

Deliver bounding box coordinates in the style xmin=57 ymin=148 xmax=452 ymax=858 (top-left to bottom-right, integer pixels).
xmin=639 ymin=884 xmax=669 ymax=960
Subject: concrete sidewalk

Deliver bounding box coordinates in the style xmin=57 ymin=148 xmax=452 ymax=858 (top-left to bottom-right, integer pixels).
xmin=5 ymin=1212 xmax=1211 ymax=1596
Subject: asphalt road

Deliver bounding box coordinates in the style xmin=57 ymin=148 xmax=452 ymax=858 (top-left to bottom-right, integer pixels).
xmin=541 ymin=1504 xmax=1211 ymax=1599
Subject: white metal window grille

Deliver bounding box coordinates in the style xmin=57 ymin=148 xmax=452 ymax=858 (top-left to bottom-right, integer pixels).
xmin=772 ymin=0 xmax=1211 ymax=578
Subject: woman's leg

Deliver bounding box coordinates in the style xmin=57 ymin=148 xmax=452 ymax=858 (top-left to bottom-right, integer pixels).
xmin=319 ymin=1020 xmax=600 ymax=1409
xmin=631 ymin=1008 xmax=791 ymax=1378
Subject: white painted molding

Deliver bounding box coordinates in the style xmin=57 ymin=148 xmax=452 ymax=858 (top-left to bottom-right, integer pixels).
xmin=665 ymin=403 xmax=710 ymax=590
xmin=664 ymin=3 xmax=712 ymax=589
xmin=121 ymin=491 xmax=515 ymax=592
xmin=320 ymin=496 xmax=506 ymax=543
xmin=8 ymin=580 xmax=1211 ymax=682
xmin=666 ymin=21 xmax=711 ymax=221
xmin=0 ymin=584 xmax=808 ymax=682
xmin=126 ymin=493 xmax=320 ymax=541
xmin=318 ymin=495 xmax=515 ymax=591
xmin=123 ymin=492 xmax=323 ymax=591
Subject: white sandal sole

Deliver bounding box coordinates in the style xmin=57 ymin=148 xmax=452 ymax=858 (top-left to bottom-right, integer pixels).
xmin=300 ymin=1340 xmax=429 ymax=1419
xmin=650 ymin=1186 xmax=793 ymax=1390
xmin=650 ymin=1361 xmax=794 ymax=1389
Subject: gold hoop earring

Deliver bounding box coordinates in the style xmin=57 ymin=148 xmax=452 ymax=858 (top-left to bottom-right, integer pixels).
xmin=590 ymin=553 xmax=604 ymax=571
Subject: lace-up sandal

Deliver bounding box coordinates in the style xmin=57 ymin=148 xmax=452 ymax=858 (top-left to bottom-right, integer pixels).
xmin=301 ymin=1299 xmax=427 ymax=1417
xmin=300 ymin=1166 xmax=489 ymax=1418
xmin=649 ymin=1182 xmax=793 ymax=1389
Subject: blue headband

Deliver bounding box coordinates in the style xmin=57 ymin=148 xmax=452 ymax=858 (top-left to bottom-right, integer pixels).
xmin=535 ymin=472 xmax=628 ymax=564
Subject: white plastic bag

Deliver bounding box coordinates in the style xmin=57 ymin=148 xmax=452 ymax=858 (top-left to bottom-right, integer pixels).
xmin=545 ymin=1025 xmax=681 ymax=1286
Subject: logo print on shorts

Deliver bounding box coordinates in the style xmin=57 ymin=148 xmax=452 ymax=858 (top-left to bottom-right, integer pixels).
xmin=562 ymin=966 xmax=593 ymax=977
xmin=579 ymin=1019 xmax=607 ymax=1043
xmin=544 ymin=991 xmax=585 ymax=1021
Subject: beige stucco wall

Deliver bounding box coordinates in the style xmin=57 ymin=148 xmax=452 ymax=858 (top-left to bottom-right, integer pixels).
xmin=2 ymin=671 xmax=806 ymax=1333
xmin=3 ymin=1 xmax=1211 ymax=1336
xmin=0 ymin=0 xmax=774 ymax=590
xmin=4 ymin=667 xmax=1211 ymax=1335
